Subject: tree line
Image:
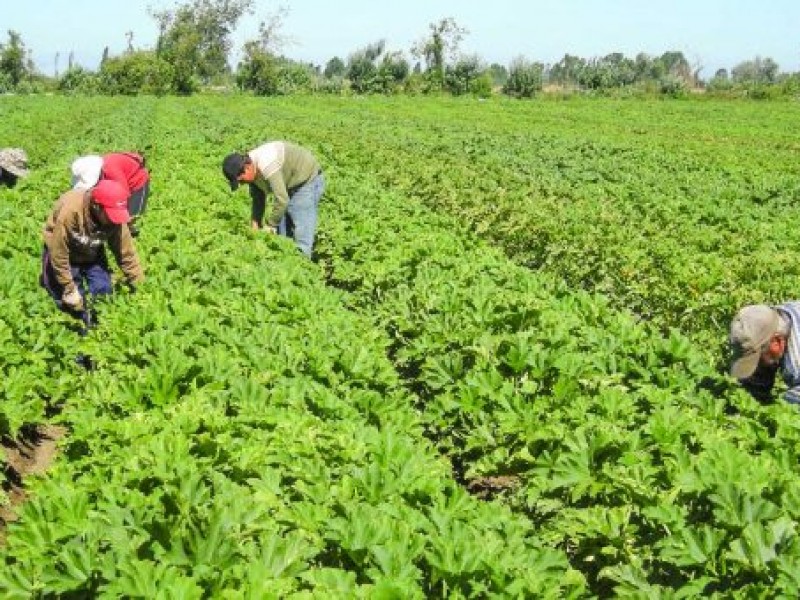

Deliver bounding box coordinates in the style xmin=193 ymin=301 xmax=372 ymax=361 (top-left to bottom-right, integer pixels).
xmin=1 ymin=0 xmax=798 ymax=99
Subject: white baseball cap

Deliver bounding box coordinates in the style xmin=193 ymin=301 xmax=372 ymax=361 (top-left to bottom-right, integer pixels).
xmin=71 ymin=155 xmax=103 ymax=190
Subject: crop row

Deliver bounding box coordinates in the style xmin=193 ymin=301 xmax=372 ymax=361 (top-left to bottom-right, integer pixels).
xmin=0 ymin=97 xmax=581 ymax=597
xmin=192 ymin=96 xmax=800 ymax=595
xmin=313 ymin=164 xmax=800 ymax=596
xmin=0 ymin=97 xmax=162 ymax=490
xmin=267 ymin=96 xmax=800 ymax=351
xmin=3 ymin=96 xmax=800 ymax=596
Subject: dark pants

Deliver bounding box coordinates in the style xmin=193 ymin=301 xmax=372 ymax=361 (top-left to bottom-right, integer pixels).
xmin=40 ymin=248 xmax=112 ymax=320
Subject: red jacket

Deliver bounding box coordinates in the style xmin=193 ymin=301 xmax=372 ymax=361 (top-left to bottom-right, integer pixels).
xmin=103 ymin=153 xmax=149 ymax=193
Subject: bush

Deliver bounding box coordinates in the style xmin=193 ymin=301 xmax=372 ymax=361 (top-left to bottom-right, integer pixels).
xmin=747 ymin=84 xmax=783 ymax=100
xmin=236 ymin=44 xmax=279 ymax=96
xmin=0 ymin=71 xmax=13 ymax=93
xmin=98 ymin=51 xmax=174 ymax=95
xmin=471 ymin=73 xmax=493 ymax=98
xmin=781 ymin=74 xmax=800 ymax=98
xmin=503 ymin=57 xmax=544 ymax=98
xmin=402 ymin=72 xmax=426 ymax=96
xmin=445 ymin=55 xmax=484 ymax=96
xmin=317 ymin=76 xmax=346 ymax=95
xmin=13 ymin=79 xmax=49 ymax=95
xmin=276 ymin=62 xmax=315 ymax=95
xmin=58 ymin=67 xmax=100 ymax=95
xmin=658 ymin=75 xmax=688 ymax=98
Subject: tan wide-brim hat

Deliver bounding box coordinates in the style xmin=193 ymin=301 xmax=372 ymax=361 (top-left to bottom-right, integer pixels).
xmin=729 ymin=304 xmax=779 ymax=379
xmin=0 ymin=148 xmax=29 ymax=177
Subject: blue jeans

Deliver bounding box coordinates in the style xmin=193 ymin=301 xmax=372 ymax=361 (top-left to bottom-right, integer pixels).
xmin=278 ymin=173 xmax=325 ymax=257
xmin=40 ymin=248 xmax=112 ymax=319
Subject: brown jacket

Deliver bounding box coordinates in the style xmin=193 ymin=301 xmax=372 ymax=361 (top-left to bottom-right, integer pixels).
xmin=43 ymin=189 xmax=143 ymax=295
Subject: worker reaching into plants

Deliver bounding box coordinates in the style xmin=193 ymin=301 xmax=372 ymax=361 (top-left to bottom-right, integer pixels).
xmin=729 ymin=303 xmax=800 ymax=405
xmin=71 ymin=152 xmax=151 ymax=237
xmin=40 ymin=179 xmax=144 ymax=332
xmin=0 ymin=148 xmax=29 ymax=188
xmin=222 ymin=141 xmax=325 ymax=258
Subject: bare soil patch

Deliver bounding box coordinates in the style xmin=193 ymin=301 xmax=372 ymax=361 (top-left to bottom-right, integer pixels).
xmin=1 ymin=424 xmax=66 ymax=530
xmin=466 ymin=475 xmax=521 ymax=500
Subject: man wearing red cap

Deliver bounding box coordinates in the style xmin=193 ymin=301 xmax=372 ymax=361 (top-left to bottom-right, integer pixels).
xmin=71 ymin=152 xmax=151 ymax=237
xmin=40 ymin=180 xmax=144 ymax=324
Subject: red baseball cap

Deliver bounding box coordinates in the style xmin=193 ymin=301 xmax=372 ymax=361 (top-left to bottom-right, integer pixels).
xmin=91 ymin=180 xmax=131 ymax=224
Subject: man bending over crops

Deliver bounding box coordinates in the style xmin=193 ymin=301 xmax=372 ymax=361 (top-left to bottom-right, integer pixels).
xmin=40 ymin=180 xmax=144 ymax=329
xmin=729 ymin=303 xmax=800 ymax=404
xmin=71 ymin=152 xmax=151 ymax=237
xmin=0 ymin=148 xmax=29 ymax=188
xmin=222 ymin=141 xmax=325 ymax=258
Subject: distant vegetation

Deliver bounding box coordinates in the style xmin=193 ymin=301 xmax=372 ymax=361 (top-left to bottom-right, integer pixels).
xmin=1 ymin=0 xmax=798 ymax=99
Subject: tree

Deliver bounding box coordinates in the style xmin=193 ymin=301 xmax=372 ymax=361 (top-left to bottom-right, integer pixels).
xmin=347 ymin=40 xmax=384 ymax=93
xmin=236 ymin=41 xmax=278 ymax=95
xmin=236 ymin=5 xmax=295 ymax=95
xmin=549 ymin=54 xmax=586 ymax=86
xmin=253 ymin=5 xmax=292 ymax=55
xmin=58 ymin=66 xmax=100 ymax=95
xmin=376 ymin=51 xmax=409 ymax=93
xmin=411 ymin=17 xmax=467 ymax=82
xmin=446 ymin=54 xmax=485 ymax=95
xmin=732 ymin=56 xmax=780 ymax=85
xmin=0 ymin=30 xmax=29 ymax=87
xmin=324 ymin=56 xmax=346 ymax=78
xmin=503 ymin=57 xmax=544 ymax=98
xmin=98 ymin=51 xmax=174 ymax=96
xmin=657 ymin=50 xmax=693 ymax=86
xmin=274 ymin=57 xmax=315 ymax=95
xmin=151 ymin=0 xmax=254 ymax=89
xmin=633 ymin=52 xmax=657 ymax=81
xmin=707 ymin=68 xmax=733 ymax=92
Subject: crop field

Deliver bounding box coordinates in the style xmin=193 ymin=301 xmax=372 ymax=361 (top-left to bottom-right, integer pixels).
xmin=2 ymin=95 xmax=800 ymax=597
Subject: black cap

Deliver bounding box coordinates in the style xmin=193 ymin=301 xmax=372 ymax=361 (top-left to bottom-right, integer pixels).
xmin=222 ymin=153 xmax=247 ymax=191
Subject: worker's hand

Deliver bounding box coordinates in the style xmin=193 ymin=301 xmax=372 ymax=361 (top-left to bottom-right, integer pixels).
xmin=62 ymin=289 xmax=84 ymax=311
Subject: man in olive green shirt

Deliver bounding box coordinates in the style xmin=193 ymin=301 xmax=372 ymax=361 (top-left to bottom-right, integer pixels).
xmin=222 ymin=142 xmax=325 ymax=257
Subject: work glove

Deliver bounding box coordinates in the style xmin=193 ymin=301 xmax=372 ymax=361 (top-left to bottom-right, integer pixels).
xmin=62 ymin=289 xmax=84 ymax=311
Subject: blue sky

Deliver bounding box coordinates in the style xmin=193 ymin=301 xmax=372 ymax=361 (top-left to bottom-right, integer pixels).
xmin=6 ymin=0 xmax=799 ymax=77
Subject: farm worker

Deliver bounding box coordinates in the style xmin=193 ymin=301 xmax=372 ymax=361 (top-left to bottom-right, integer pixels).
xmin=40 ymin=179 xmax=144 ymax=323
xmin=729 ymin=303 xmax=800 ymax=404
xmin=71 ymin=152 xmax=151 ymax=237
xmin=222 ymin=141 xmax=325 ymax=258
xmin=0 ymin=148 xmax=29 ymax=188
